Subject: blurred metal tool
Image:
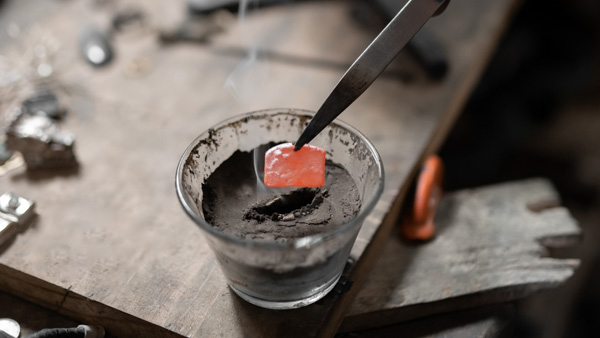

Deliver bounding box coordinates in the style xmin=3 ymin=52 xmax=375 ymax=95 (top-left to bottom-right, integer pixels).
xmin=294 ymin=0 xmax=448 ymax=151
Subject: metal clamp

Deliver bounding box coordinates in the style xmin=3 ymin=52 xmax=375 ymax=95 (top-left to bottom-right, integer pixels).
xmin=0 ymin=192 xmax=36 ymax=246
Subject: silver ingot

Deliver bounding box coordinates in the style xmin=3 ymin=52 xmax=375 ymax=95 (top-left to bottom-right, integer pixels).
xmin=5 ymin=111 xmax=77 ymax=170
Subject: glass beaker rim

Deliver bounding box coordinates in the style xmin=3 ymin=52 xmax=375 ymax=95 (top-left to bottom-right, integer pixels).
xmin=175 ymin=108 xmax=385 ymax=250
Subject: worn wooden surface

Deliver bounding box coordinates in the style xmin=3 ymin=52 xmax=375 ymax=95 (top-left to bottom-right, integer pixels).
xmin=341 ymin=178 xmax=581 ymax=333
xmin=0 ymin=0 xmax=519 ymax=337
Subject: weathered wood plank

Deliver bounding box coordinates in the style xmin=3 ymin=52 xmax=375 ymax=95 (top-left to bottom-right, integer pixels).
xmin=340 ymin=178 xmax=581 ymax=333
xmin=342 ymin=304 xmax=516 ymax=338
xmin=0 ymin=0 xmax=519 ymax=337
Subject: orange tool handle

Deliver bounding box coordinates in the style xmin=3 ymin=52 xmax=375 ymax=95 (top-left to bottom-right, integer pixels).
xmin=402 ymin=155 xmax=444 ymax=241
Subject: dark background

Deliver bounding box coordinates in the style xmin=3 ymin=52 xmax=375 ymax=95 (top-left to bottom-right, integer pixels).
xmin=438 ymin=0 xmax=600 ymax=337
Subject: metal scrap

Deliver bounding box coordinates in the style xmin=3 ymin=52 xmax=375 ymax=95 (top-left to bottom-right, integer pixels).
xmin=5 ymin=110 xmax=77 ymax=171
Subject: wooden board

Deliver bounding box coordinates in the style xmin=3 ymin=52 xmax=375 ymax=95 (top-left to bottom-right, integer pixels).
xmin=342 ymin=304 xmax=516 ymax=338
xmin=0 ymin=291 xmax=515 ymax=338
xmin=0 ymin=0 xmax=520 ymax=337
xmin=1 ymin=287 xmax=515 ymax=338
xmin=341 ymin=178 xmax=581 ymax=332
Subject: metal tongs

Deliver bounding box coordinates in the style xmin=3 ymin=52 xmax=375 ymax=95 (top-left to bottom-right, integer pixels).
xmin=294 ymin=0 xmax=449 ymax=151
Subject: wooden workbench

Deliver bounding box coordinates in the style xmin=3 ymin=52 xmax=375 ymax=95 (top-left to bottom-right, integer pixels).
xmin=0 ymin=178 xmax=579 ymax=337
xmin=0 ymin=0 xmax=577 ymax=337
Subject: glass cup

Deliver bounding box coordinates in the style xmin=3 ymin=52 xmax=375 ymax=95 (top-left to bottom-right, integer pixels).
xmin=175 ymin=108 xmax=384 ymax=309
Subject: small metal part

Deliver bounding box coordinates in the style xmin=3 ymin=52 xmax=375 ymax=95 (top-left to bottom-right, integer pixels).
xmin=79 ymin=26 xmax=113 ymax=67
xmin=0 ymin=192 xmax=36 ymax=226
xmin=5 ymin=112 xmax=78 ymax=171
xmin=22 ymin=90 xmax=64 ymax=119
xmin=0 ymin=318 xmax=20 ymax=338
xmin=0 ymin=192 xmax=35 ymax=250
